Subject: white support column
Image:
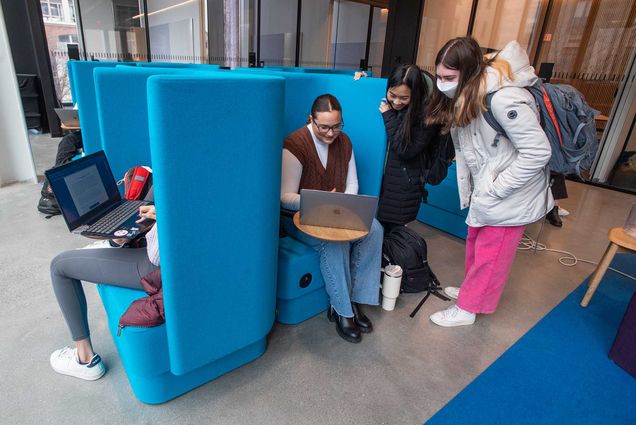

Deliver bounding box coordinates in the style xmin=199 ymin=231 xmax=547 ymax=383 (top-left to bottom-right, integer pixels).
xmin=0 ymin=5 xmax=37 ymax=186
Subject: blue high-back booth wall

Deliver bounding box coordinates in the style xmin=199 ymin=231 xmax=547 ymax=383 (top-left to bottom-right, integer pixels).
xmin=93 ymin=66 xmax=220 ymax=181
xmin=68 ymin=61 xmax=123 ymax=154
xmin=236 ymin=68 xmax=387 ymax=324
xmin=95 ymin=72 xmax=284 ymax=403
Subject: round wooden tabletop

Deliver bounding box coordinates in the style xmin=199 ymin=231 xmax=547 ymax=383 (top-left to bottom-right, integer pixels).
xmin=293 ymin=211 xmax=369 ymax=242
xmin=61 ymin=123 xmax=80 ymax=131
xmin=609 ymin=227 xmax=636 ymax=251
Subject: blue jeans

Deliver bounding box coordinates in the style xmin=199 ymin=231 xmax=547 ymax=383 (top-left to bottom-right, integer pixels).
xmin=283 ymin=217 xmax=383 ymax=318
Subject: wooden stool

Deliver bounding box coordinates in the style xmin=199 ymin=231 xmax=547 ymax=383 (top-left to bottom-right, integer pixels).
xmin=580 ymin=227 xmax=636 ymax=307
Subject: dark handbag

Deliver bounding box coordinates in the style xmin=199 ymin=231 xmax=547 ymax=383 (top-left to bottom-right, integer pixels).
xmin=117 ymin=268 xmax=164 ymax=335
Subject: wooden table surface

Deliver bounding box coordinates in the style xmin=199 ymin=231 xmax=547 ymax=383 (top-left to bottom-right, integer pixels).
xmin=293 ymin=211 xmax=368 ymax=242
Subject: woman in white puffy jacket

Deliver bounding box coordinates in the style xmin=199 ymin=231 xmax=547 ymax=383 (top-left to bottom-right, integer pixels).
xmin=426 ymin=37 xmax=553 ymax=327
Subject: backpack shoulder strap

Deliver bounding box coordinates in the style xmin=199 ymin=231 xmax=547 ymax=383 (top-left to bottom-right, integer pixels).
xmin=484 ymin=91 xmax=508 ymax=144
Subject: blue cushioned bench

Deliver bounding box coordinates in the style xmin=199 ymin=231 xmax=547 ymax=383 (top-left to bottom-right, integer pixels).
xmin=236 ymin=68 xmax=386 ymax=324
xmin=416 ymin=162 xmax=468 ymax=240
xmin=95 ymin=72 xmax=284 ymax=403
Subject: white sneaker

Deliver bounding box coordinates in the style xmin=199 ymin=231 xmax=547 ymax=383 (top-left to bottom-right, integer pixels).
xmin=430 ymin=304 xmax=476 ymax=327
xmin=443 ymin=286 xmax=460 ymax=300
xmin=50 ymin=346 xmax=106 ymax=381
xmin=558 ymin=207 xmax=570 ymax=217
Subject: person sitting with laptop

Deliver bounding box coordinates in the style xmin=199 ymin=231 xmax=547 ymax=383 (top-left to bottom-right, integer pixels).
xmin=280 ymin=94 xmax=383 ymax=344
xmin=48 ymin=205 xmax=159 ymax=380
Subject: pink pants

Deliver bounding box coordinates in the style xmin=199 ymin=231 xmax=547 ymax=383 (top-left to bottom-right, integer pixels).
xmin=456 ymin=225 xmax=525 ymax=314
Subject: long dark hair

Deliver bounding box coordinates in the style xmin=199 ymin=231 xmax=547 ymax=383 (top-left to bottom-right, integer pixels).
xmin=308 ymin=94 xmax=342 ymax=122
xmin=426 ymin=36 xmax=510 ymax=132
xmin=386 ymin=64 xmax=428 ymax=145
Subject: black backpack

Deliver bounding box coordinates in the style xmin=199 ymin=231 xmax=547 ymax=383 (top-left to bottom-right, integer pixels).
xmin=38 ymin=131 xmax=83 ymax=217
xmin=382 ymin=226 xmax=440 ymax=293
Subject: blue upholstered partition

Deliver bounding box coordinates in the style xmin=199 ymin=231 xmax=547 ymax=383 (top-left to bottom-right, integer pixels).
xmin=263 ymin=65 xmax=372 ymax=77
xmin=97 ymin=72 xmax=284 ymax=403
xmin=67 ymin=60 xmax=77 ymax=104
xmin=236 ymin=68 xmax=386 ymax=324
xmin=416 ymin=163 xmax=468 ymax=239
xmin=137 ymin=62 xmax=221 ymax=70
xmin=68 ymin=61 xmax=122 ymax=154
xmin=148 ymin=73 xmax=283 ymax=373
xmin=94 ymin=66 xmax=218 ymax=182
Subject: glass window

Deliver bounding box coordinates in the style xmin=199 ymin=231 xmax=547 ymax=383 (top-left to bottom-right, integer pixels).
xmin=536 ymin=0 xmax=636 ymax=191
xmin=146 ymin=0 xmax=206 ymax=63
xmin=79 ymin=0 xmax=147 ymax=61
xmin=260 ymin=0 xmax=298 ymax=66
xmin=471 ymin=0 xmax=543 ymax=52
xmin=416 ymin=0 xmax=472 ymax=73
xmin=41 ymin=0 xmax=64 ymax=22
xmin=299 ymin=0 xmax=332 ymax=68
xmin=331 ymin=0 xmax=369 ymax=69
xmin=368 ymin=7 xmax=388 ymax=75
xmin=41 ymin=0 xmax=81 ymax=103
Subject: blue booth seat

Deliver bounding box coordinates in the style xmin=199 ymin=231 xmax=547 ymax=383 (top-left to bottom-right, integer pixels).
xmin=96 ymin=73 xmax=284 ymax=403
xmin=416 ymin=162 xmax=468 ymax=239
xmin=236 ymin=69 xmax=387 ymax=324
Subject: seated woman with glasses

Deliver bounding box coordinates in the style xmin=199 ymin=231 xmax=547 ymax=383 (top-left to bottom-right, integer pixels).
xmin=280 ymin=93 xmax=383 ymax=344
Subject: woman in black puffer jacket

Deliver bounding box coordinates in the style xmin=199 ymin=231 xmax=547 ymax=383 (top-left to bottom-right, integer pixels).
xmin=377 ymin=65 xmax=453 ymax=231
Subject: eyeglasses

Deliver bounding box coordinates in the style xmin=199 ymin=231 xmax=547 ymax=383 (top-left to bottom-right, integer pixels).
xmin=312 ymin=118 xmax=344 ymax=134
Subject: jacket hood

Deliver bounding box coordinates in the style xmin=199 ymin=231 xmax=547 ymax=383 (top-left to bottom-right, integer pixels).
xmin=485 ymin=40 xmax=538 ymax=93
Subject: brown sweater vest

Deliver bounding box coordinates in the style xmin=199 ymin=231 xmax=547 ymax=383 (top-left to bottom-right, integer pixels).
xmin=284 ymin=126 xmax=352 ymax=193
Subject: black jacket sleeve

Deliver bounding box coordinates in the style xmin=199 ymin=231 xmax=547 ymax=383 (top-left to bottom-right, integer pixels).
xmin=383 ymin=110 xmax=437 ymax=161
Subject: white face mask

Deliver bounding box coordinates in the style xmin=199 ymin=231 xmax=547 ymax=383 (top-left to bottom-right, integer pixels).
xmin=437 ymin=80 xmax=458 ymax=98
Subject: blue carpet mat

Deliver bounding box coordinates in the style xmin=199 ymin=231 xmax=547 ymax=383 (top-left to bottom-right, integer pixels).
xmin=426 ymin=254 xmax=636 ymax=425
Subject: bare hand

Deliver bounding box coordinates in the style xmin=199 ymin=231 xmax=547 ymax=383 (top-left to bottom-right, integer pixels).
xmin=330 ymin=188 xmax=337 ymax=192
xmin=353 ymin=71 xmax=368 ymax=81
xmin=379 ymin=98 xmax=391 ymax=113
xmin=136 ymin=205 xmax=156 ymax=223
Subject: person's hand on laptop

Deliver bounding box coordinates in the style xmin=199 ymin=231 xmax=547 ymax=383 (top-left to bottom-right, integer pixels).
xmin=136 ymin=205 xmax=156 ymax=223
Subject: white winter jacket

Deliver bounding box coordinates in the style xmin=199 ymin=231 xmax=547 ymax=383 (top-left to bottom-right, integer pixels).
xmin=451 ymin=41 xmax=554 ymax=227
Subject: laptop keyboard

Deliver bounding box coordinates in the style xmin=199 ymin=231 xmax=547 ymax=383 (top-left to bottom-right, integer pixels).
xmin=86 ymin=200 xmax=147 ymax=234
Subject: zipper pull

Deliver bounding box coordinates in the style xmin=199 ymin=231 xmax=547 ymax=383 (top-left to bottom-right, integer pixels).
xmin=117 ymin=325 xmax=124 ymax=336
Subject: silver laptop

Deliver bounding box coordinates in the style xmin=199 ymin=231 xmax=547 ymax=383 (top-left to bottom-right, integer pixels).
xmin=300 ymin=189 xmax=378 ymax=231
xmin=54 ymin=108 xmax=80 ymax=127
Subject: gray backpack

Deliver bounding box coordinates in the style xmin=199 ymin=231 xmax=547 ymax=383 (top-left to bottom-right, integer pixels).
xmin=484 ymin=82 xmax=600 ymax=178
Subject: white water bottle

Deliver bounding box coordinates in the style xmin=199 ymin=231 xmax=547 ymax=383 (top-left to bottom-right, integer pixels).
xmin=381 ymin=265 xmax=403 ymax=311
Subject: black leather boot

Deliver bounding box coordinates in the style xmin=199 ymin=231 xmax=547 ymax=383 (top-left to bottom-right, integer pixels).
xmin=545 ymin=206 xmax=562 ymax=227
xmin=327 ymin=306 xmax=361 ymax=343
xmin=351 ymin=303 xmax=373 ymax=333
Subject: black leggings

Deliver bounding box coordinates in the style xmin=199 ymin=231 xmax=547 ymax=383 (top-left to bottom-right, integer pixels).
xmin=50 ymin=247 xmax=158 ymax=341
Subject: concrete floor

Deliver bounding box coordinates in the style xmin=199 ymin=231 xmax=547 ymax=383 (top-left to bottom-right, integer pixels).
xmin=2 ymin=136 xmax=635 ymax=424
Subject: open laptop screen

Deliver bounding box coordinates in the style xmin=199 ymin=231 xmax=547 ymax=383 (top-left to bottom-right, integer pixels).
xmin=45 ymin=151 xmax=121 ymax=231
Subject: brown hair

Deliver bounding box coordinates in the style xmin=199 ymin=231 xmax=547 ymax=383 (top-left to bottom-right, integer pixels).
xmin=426 ymin=37 xmax=513 ymax=133
xmin=309 ymin=94 xmax=342 ymax=121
